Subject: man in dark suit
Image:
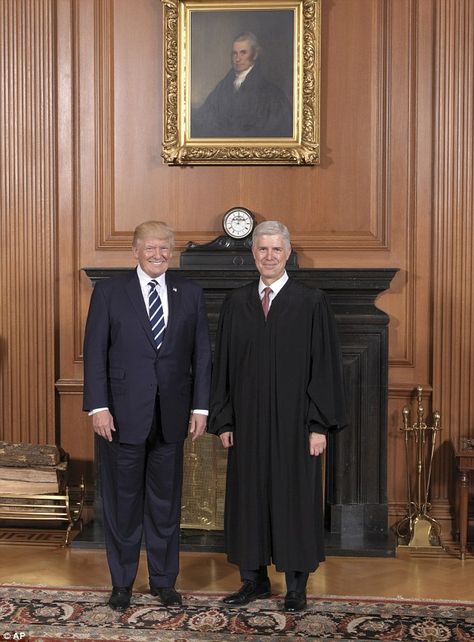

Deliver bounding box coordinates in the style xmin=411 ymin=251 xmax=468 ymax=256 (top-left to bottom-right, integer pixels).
xmin=83 ymin=220 xmax=212 ymax=611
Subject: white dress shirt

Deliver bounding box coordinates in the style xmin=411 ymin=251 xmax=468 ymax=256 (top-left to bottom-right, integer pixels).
xmin=137 ymin=265 xmax=169 ymax=326
xmin=233 ymin=65 xmax=254 ymax=91
xmin=258 ymin=271 xmax=289 ymax=310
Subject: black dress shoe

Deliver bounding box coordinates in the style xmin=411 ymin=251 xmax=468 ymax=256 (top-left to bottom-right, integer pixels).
xmin=150 ymin=585 xmax=183 ymax=607
xmin=108 ymin=586 xmax=132 ymax=611
xmin=222 ymin=579 xmax=271 ymax=605
xmin=284 ymin=590 xmax=307 ymax=612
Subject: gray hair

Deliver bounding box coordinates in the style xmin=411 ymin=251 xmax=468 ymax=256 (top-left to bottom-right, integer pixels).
xmin=252 ymin=221 xmax=291 ymax=250
xmin=233 ymin=31 xmax=260 ymax=56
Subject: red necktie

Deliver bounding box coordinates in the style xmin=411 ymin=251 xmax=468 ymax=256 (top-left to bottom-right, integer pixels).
xmin=261 ymin=287 xmax=272 ymax=319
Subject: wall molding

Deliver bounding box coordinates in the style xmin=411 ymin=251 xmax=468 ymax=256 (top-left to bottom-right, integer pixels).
xmin=91 ymin=0 xmax=391 ymax=251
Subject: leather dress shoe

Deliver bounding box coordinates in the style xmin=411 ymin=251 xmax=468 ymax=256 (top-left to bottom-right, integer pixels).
xmin=222 ymin=579 xmax=271 ymax=605
xmin=108 ymin=586 xmax=132 ymax=611
xmin=284 ymin=590 xmax=307 ymax=612
xmin=150 ymin=585 xmax=183 ymax=607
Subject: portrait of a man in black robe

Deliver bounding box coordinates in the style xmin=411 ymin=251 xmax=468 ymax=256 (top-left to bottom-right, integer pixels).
xmin=191 ymin=25 xmax=293 ymax=139
xmin=209 ymin=221 xmax=348 ymax=613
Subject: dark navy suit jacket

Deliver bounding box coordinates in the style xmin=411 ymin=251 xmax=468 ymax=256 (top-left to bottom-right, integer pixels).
xmin=83 ymin=270 xmax=212 ymax=444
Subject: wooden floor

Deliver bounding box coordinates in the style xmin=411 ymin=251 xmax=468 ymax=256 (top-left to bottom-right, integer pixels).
xmin=0 ymin=541 xmax=473 ymax=602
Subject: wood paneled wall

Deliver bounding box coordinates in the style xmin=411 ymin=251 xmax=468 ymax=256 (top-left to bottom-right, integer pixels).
xmin=1 ymin=0 xmax=56 ymax=444
xmin=431 ymin=0 xmax=474 ymax=514
xmin=2 ymin=0 xmax=473 ymax=538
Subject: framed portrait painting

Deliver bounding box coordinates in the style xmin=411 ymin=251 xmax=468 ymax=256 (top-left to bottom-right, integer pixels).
xmin=162 ymin=0 xmax=321 ymax=165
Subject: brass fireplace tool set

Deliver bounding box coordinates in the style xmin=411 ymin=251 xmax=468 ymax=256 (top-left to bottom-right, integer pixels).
xmin=396 ymin=385 xmax=443 ymax=548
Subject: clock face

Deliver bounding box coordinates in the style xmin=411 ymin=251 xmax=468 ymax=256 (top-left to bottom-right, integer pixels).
xmin=223 ymin=208 xmax=255 ymax=239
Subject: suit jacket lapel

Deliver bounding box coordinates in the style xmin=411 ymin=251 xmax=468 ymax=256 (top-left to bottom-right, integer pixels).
xmin=161 ymin=274 xmax=180 ymax=351
xmin=124 ymin=271 xmax=157 ymax=351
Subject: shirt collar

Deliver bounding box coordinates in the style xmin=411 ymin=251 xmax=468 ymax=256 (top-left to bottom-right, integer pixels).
xmin=234 ymin=65 xmax=254 ymax=84
xmin=136 ymin=265 xmax=167 ymax=290
xmin=258 ymin=271 xmax=289 ymax=297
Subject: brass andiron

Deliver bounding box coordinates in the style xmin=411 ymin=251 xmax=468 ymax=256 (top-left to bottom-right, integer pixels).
xmin=396 ymin=385 xmax=443 ymax=548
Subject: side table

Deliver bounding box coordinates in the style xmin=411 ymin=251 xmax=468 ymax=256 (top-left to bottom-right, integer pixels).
xmin=456 ymin=448 xmax=474 ymax=560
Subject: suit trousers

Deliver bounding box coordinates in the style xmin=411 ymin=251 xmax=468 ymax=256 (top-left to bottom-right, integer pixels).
xmin=98 ymin=412 xmax=184 ymax=589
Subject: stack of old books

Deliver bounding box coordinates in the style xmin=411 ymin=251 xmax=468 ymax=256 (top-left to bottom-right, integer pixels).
xmin=0 ymin=442 xmax=67 ymax=496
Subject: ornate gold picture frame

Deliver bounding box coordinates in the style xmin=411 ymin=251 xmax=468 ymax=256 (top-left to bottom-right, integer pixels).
xmin=162 ymin=0 xmax=321 ymax=165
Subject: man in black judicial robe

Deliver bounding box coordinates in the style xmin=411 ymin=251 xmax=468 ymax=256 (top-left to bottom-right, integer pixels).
xmin=191 ymin=32 xmax=293 ymax=138
xmin=208 ymin=221 xmax=348 ymax=612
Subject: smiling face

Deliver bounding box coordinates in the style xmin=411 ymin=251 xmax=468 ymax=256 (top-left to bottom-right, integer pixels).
xmin=132 ymin=236 xmax=173 ymax=278
xmin=252 ymin=234 xmax=291 ymax=285
xmin=231 ymin=39 xmax=257 ymax=73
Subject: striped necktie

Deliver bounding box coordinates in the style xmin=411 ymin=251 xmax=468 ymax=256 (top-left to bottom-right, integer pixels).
xmin=148 ymin=280 xmax=165 ymax=350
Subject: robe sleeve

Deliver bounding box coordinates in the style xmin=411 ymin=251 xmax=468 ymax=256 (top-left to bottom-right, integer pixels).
xmin=306 ymin=292 xmax=349 ymax=434
xmin=208 ymin=296 xmax=234 ymax=436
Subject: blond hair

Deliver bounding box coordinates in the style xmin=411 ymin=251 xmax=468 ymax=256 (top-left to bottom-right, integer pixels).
xmin=132 ymin=221 xmax=175 ymax=249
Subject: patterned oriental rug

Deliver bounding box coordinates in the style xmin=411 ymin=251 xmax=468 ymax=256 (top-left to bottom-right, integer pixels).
xmin=0 ymin=585 xmax=473 ymax=642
